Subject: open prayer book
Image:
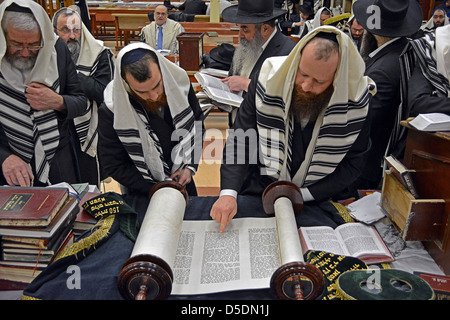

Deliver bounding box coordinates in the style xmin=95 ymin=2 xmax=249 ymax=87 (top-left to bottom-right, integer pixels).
xmin=298 ymin=223 xmax=394 ymax=265
xmin=194 ymin=72 xmax=243 ymax=107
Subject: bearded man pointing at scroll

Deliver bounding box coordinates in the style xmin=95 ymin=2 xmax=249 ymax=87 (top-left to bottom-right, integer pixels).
xmin=210 ymin=27 xmax=376 ymax=233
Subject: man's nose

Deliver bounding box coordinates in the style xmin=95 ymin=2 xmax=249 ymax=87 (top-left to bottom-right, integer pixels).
xmin=301 ymin=79 xmax=314 ymax=93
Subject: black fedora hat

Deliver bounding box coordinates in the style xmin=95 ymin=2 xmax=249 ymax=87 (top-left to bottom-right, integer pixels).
xmin=209 ymin=43 xmax=235 ymax=66
xmin=353 ymin=0 xmax=423 ymax=37
xmin=221 ymin=0 xmax=287 ymax=24
xmin=298 ymin=3 xmax=314 ymax=17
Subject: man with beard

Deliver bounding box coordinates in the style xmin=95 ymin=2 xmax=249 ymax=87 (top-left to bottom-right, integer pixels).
xmin=419 ymin=8 xmax=449 ymax=35
xmin=347 ymin=16 xmax=364 ymax=51
xmin=0 ymin=0 xmax=87 ymax=187
xmin=352 ymin=0 xmax=422 ymax=190
xmin=220 ymin=0 xmax=296 ymax=95
xmin=210 ymin=27 xmax=376 ymax=233
xmin=98 ymin=43 xmax=204 ymax=197
xmin=53 ymin=7 xmax=114 ymax=186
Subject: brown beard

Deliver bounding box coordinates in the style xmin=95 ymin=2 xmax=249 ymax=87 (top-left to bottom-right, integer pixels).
xmin=131 ymin=90 xmax=168 ymax=114
xmin=289 ymin=83 xmax=334 ymax=124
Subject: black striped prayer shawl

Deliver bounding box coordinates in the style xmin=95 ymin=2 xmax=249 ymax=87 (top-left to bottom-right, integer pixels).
xmin=52 ymin=8 xmax=115 ymax=159
xmin=74 ymin=47 xmax=114 ymax=158
xmin=388 ymin=28 xmax=450 ymax=158
xmin=104 ymin=43 xmax=198 ymax=183
xmin=0 ymin=0 xmax=63 ymax=184
xmin=0 ymin=73 xmax=60 ymax=183
xmin=254 ymin=27 xmax=375 ymax=186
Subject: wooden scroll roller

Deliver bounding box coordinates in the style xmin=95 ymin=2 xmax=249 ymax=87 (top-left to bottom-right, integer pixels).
xmin=262 ymin=181 xmax=325 ymax=300
xmin=117 ymin=181 xmax=188 ymax=300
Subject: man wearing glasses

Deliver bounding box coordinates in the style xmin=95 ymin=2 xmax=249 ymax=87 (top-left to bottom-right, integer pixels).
xmin=0 ymin=0 xmax=87 ymax=187
xmin=53 ymin=7 xmax=115 ymax=187
xmin=347 ymin=16 xmax=364 ymax=52
xmin=139 ymin=5 xmax=185 ymax=54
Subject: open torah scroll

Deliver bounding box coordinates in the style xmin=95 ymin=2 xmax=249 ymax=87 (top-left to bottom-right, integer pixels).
xmin=118 ymin=181 xmax=324 ymax=300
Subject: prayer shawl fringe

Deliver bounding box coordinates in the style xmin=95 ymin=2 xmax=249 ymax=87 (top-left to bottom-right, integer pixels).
xmin=255 ymin=26 xmax=375 ymax=187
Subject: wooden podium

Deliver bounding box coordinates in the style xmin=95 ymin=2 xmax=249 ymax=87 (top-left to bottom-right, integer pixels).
xmin=176 ymin=32 xmax=204 ymax=71
xmin=398 ymin=121 xmax=450 ymax=275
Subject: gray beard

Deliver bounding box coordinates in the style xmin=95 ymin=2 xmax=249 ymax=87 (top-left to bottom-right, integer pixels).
xmin=66 ymin=39 xmax=81 ymax=63
xmin=5 ymin=52 xmax=36 ymax=72
xmin=231 ymin=30 xmax=265 ymax=77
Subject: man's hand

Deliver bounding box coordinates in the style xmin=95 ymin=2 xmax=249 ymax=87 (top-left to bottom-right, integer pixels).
xmin=25 ymin=82 xmax=65 ymax=112
xmin=2 ymin=154 xmax=34 ymax=187
xmin=170 ymin=167 xmax=193 ymax=186
xmin=293 ymin=21 xmax=305 ymax=27
xmin=210 ymin=195 xmax=237 ymax=233
xmin=222 ymin=76 xmax=251 ymax=93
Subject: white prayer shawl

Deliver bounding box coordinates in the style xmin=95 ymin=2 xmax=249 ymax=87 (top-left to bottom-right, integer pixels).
xmin=0 ymin=0 xmax=60 ymax=184
xmin=103 ymin=42 xmax=197 ymax=182
xmin=306 ymin=7 xmax=329 ymax=31
xmin=255 ymin=26 xmax=376 ymax=187
xmin=52 ymin=8 xmax=114 ymax=157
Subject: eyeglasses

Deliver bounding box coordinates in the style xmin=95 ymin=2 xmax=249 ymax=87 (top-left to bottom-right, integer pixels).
xmin=7 ymin=44 xmax=43 ymax=52
xmin=57 ymin=27 xmax=81 ymax=35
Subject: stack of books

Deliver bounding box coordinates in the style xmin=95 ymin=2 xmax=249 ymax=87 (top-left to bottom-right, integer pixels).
xmin=0 ymin=186 xmax=79 ymax=287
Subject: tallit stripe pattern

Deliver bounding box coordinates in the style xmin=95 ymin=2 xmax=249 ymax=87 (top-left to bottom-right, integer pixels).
xmin=73 ymin=50 xmax=114 ymax=157
xmin=256 ymin=78 xmax=370 ymax=185
xmin=389 ymin=31 xmax=450 ymax=158
xmin=409 ymin=32 xmax=450 ymax=97
xmin=303 ymin=89 xmax=370 ymax=186
xmin=255 ymin=81 xmax=288 ymax=177
xmin=115 ymin=128 xmax=157 ymax=181
xmin=0 ymin=74 xmax=60 ymax=183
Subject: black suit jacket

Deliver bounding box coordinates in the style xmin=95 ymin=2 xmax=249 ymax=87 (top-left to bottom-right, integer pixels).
xmin=177 ymin=0 xmax=207 ymax=14
xmin=279 ymin=14 xmax=312 ymax=37
xmin=250 ymin=30 xmax=297 ymax=80
xmin=357 ymin=37 xmax=409 ymax=188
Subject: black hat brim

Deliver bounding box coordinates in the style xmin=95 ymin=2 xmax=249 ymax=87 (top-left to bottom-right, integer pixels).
xmin=353 ymin=0 xmax=423 ymax=37
xmin=221 ymin=5 xmax=287 ymax=24
xmin=209 ymin=49 xmax=233 ymax=65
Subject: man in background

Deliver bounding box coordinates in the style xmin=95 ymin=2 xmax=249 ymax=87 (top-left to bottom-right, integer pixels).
xmin=53 ymin=6 xmax=115 ymax=186
xmin=0 ymin=0 xmax=86 ymax=187
xmin=140 ymin=5 xmax=185 ymax=54
xmin=221 ymin=0 xmax=296 ymax=95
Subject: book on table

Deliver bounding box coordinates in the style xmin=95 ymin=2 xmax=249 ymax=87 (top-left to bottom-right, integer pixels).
xmin=73 ymin=191 xmax=101 ymax=235
xmin=409 ymin=113 xmax=450 ymax=132
xmin=194 ymin=71 xmax=243 ymax=107
xmin=0 ymin=186 xmax=68 ymax=227
xmin=0 ymin=196 xmax=78 ymax=238
xmin=384 ymin=154 xmax=419 ymax=198
xmin=298 ymin=222 xmax=394 ymax=265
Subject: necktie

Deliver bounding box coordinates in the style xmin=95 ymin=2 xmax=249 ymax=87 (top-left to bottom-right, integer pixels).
xmin=157 ymin=26 xmax=163 ymax=50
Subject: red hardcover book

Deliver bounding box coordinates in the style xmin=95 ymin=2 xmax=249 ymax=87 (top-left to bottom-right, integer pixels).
xmin=0 ymin=187 xmax=68 ymax=227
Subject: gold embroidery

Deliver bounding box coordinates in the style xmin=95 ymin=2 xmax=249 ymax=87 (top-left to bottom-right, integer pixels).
xmin=54 ymin=215 xmax=115 ymax=261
